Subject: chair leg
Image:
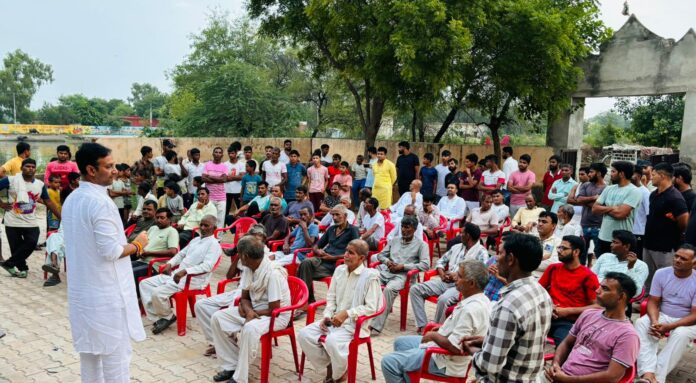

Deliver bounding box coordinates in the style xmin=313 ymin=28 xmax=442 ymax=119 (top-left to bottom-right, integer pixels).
xmin=400 ymin=290 xmax=408 ymax=331
xmin=299 ymin=352 xmax=306 ymax=381
xmin=406 ymin=371 xmax=421 ymax=383
xmin=289 ymin=332 xmax=300 ymax=373
xmin=188 ymin=295 xmax=197 ymax=318
xmin=347 ymin=342 xmax=359 ymax=383
xmin=174 ymin=294 xmax=189 ymax=336
xmin=366 ymin=340 xmax=376 ymax=380
xmin=260 ymin=334 xmax=272 ymax=383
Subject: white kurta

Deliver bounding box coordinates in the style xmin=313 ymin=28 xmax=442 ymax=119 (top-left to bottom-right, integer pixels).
xmin=63 ymin=181 xmax=146 ymax=354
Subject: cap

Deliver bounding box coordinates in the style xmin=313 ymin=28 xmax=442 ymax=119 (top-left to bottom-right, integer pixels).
xmin=163 ymin=139 xmax=176 ymax=148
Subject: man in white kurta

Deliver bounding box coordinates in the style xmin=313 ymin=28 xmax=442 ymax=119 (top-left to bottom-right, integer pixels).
xmin=390 ymin=179 xmax=423 ymax=225
xmin=139 ymin=215 xmax=221 ymax=334
xmin=64 ymin=143 xmax=148 ymax=383
xmin=210 ymin=236 xmax=291 ymax=383
xmin=298 ymin=239 xmax=383 ymax=382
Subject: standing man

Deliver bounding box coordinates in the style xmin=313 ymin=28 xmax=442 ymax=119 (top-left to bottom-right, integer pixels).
xmin=419 ymin=152 xmax=438 ymax=201
xmin=396 ymin=141 xmax=420 ymax=196
xmin=372 ymin=147 xmax=397 ymax=209
xmin=224 ymin=145 xmax=245 ymax=224
xmin=548 ymin=164 xmax=577 ymax=213
xmin=542 ymin=155 xmax=563 ymax=210
xmin=0 ymin=141 xmax=31 ymax=177
xmin=183 ymin=148 xmax=205 ymax=208
xmin=280 ymin=139 xmax=292 ymax=164
xmin=0 ymin=159 xmax=62 ymax=278
xmin=262 ymin=147 xmax=288 ymax=189
xmin=435 ymin=150 xmax=452 ymax=201
xmin=501 ymin=146 xmax=518 ymax=182
xmin=477 ymin=155 xmax=506 ymax=195
xmin=285 ymin=150 xmax=307 ymax=203
xmin=463 ymin=233 xmax=553 ymax=382
xmin=631 ymin=164 xmax=652 ymax=260
xmin=643 ymin=163 xmax=689 ymax=289
xmin=202 ymin=147 xmax=229 ymax=228
xmin=592 ymin=161 xmax=643 ymax=257
xmin=320 ymin=144 xmax=332 ymax=165
xmin=568 ymin=162 xmax=606 ymax=265
xmin=459 ymin=153 xmax=481 ymax=211
xmin=131 ymin=145 xmax=156 ymax=190
xmin=153 ymin=139 xmax=175 ymax=197
xmin=44 ymin=145 xmax=79 ymax=189
xmin=507 ymin=154 xmax=535 ymax=218
xmin=673 ymin=164 xmax=696 ymax=213
xmin=63 ymin=143 xmax=149 ymax=382
xmin=363 ymin=146 xmax=378 ymax=191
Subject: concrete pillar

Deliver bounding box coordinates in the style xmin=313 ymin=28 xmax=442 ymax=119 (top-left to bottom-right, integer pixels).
xmin=679 ymin=92 xmax=696 ymax=168
xmin=546 ymin=97 xmax=585 ymax=150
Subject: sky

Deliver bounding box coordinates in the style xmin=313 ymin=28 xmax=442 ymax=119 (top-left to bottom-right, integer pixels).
xmin=1 ymin=0 xmax=694 ymax=118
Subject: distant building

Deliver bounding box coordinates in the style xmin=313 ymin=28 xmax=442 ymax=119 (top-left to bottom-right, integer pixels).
xmin=121 ymin=116 xmax=159 ymax=127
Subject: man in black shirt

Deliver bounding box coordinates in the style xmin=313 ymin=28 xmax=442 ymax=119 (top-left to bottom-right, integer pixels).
xmin=297 ymin=205 xmax=360 ymax=303
xmin=643 ymin=162 xmax=689 ymax=288
xmin=395 ymin=141 xmax=420 ymax=196
xmin=673 ymin=163 xmax=696 ymax=213
xmin=445 ymin=158 xmax=463 ymax=192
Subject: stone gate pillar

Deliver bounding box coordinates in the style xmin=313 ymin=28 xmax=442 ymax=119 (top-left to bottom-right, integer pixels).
xmin=679 ymin=92 xmax=696 ymax=168
xmin=546 ymin=97 xmax=585 ymax=151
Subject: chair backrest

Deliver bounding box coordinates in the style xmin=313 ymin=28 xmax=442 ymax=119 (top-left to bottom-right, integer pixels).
xmin=619 ymin=365 xmax=635 ymax=383
xmin=124 ymin=224 xmax=136 ymax=237
xmin=384 ymin=221 xmax=395 ymax=237
xmin=287 ymin=276 xmax=309 ymax=309
xmin=438 ymin=215 xmax=448 ymax=229
xmin=380 ymin=209 xmax=391 ymax=223
xmin=231 ymin=217 xmax=258 ymax=245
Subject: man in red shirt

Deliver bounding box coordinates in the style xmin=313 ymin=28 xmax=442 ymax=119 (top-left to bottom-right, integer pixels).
xmin=44 ymin=145 xmax=79 ymax=190
xmin=542 ymin=155 xmax=563 ymax=209
xmin=539 ymin=235 xmax=600 ymax=346
xmin=327 ymin=154 xmax=342 ymax=191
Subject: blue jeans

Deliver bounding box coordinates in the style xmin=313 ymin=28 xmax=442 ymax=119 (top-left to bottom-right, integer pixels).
xmin=549 ymin=318 xmax=575 ymax=346
xmin=582 ymin=226 xmax=600 ymax=266
xmin=352 ymin=178 xmax=366 ymax=207
xmin=381 ymin=336 xmax=447 ymax=383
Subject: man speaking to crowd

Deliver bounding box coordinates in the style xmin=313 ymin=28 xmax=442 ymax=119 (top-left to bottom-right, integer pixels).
xmin=63 ymin=143 xmax=149 ymax=382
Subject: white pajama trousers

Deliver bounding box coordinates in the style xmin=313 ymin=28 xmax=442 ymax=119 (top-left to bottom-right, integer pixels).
xmin=211 ymin=306 xmax=289 ymax=383
xmin=298 ymin=322 xmax=354 ymax=381
xmin=80 ymin=343 xmax=132 ymax=383
xmin=636 ymin=313 xmax=696 ymax=383
xmin=139 ymin=275 xmax=183 ymax=321
xmin=194 ymin=289 xmax=241 ymax=342
xmin=211 ymin=199 xmax=227 ymax=228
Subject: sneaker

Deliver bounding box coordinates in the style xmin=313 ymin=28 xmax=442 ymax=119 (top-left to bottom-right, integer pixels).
xmin=16 ymin=270 xmax=27 ymax=278
xmin=1 ymin=264 xmax=18 ymax=277
xmin=42 ymin=264 xmax=60 ymax=275
xmin=43 ymin=276 xmax=61 ymax=287
xmin=213 ymin=370 xmax=234 ymax=382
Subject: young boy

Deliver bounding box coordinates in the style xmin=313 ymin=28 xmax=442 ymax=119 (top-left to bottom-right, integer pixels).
xmin=191 ymin=176 xmax=203 ymax=203
xmin=419 ymin=152 xmax=438 ymax=200
xmin=240 ymin=160 xmax=262 ymax=205
xmin=121 ymin=163 xmax=133 ymax=221
xmin=333 ymin=161 xmax=353 ymax=200
xmin=351 ymin=155 xmax=367 ymax=206
xmin=42 ymin=225 xmax=65 ymax=287
xmin=60 ymin=172 xmax=80 ymax=204
xmin=158 ymin=181 xmax=185 ymax=223
xmin=108 ymin=164 xmax=131 ymax=224
xmin=307 ymin=154 xmax=329 ymax=212
xmin=46 ymin=175 xmax=62 ymax=231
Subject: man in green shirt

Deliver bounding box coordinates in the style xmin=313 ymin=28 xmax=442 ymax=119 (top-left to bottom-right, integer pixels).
xmin=132 ymin=208 xmax=179 ymax=283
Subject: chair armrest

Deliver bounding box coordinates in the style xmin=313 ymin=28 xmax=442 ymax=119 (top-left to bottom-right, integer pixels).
xmin=404 ymin=269 xmax=420 ymax=290
xmin=353 ymin=295 xmax=386 ymax=341
xmin=423 ymin=269 xmax=438 ymax=282
xmin=269 ymin=240 xmax=284 ymax=252
xmin=369 ymin=261 xmax=380 ymax=269
xmin=217 ymin=277 xmax=241 ymax=295
xmin=422 ymin=322 xmax=441 ymax=335
xmin=307 ymin=299 xmax=328 ymax=325
xmin=639 ymin=300 xmax=648 ymax=316
xmin=293 ymin=248 xmax=313 ymax=265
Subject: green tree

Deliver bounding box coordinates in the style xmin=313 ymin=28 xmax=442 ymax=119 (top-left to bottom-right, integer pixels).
xmin=615 ymin=95 xmax=684 ymax=148
xmin=128 ymin=83 xmax=168 ymax=119
xmin=248 ymin=0 xmax=474 ymax=149
xmin=0 ymin=49 xmax=53 ymax=123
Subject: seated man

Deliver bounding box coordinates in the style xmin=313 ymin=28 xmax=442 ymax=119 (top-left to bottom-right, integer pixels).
xmin=286 ymin=185 xmax=314 ymax=225
xmin=538 ymin=235 xmax=600 ymax=346
xmin=418 ymin=195 xmax=441 ymax=239
xmin=319 ymin=183 xmax=342 ymax=214
xmin=270 ymin=207 xmax=318 ymax=266
xmin=490 ymin=189 xmax=510 ymax=224
xmin=511 ymin=195 xmax=545 ymax=233
xmin=210 ymin=236 xmax=290 ymax=383
xmin=298 ymin=239 xmax=382 ymax=383
xmin=555 ymin=204 xmax=582 ymax=238
xmin=360 ymin=197 xmax=385 ymax=250
xmin=298 ymin=205 xmax=360 ymax=303
xmin=139 ymin=215 xmax=222 ymax=334
xmin=355 ymin=187 xmax=372 ymax=228
xmin=127 ymin=200 xmax=156 ymax=242
xmin=592 ymin=229 xmax=648 ymax=297
xmin=175 ymin=186 xmax=217 ymax=248
xmin=410 ymin=223 xmax=488 ymax=333
xmin=131 ymin=208 xmax=179 ymax=283
xmin=370 ymin=216 xmax=430 ymax=334
xmin=466 ymin=193 xmax=499 ymax=239
xmin=635 ymin=244 xmax=696 ymax=383
xmin=534 ymin=211 xmax=562 ymax=278
xmin=319 ymin=197 xmax=356 ymax=226
xmin=42 ymin=225 xmax=65 ymax=287
xmin=544 ymin=272 xmax=639 ymax=383
xmin=387 ymin=204 xmax=424 ymax=242
xmin=234 ymin=181 xmax=270 ymax=217
xmin=261 ymin=196 xmax=289 ymax=242
xmin=436 ymin=183 xmax=466 ymax=224
xmin=382 ymin=260 xmax=491 ymax=382
xmin=390 ymin=179 xmax=423 ymax=224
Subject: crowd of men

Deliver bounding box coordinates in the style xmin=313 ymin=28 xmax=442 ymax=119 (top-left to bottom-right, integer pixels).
xmin=2 ymin=139 xmax=696 ymax=383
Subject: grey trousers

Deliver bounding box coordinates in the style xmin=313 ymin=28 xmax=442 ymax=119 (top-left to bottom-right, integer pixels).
xmin=408 ymin=279 xmax=459 ymax=329
xmin=644 ymin=248 xmax=674 ymax=290
xmin=371 ymin=273 xmax=407 ymax=332
xmin=297 ymin=257 xmax=334 ymax=303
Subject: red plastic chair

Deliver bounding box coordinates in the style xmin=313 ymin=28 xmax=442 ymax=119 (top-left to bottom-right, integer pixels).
xmin=369 ymin=261 xmax=420 ymax=331
xmin=141 ymin=254 xmax=223 ymax=336
xmin=406 ymin=322 xmax=470 ymax=382
xmin=426 ymin=215 xmax=449 ymax=260
xmin=230 ymin=276 xmax=308 ymax=383
xmin=380 ymin=209 xmax=391 ymax=224
xmin=421 ymin=269 xmax=461 ymax=308
xmin=384 ymin=221 xmax=395 ymax=237
xmin=299 ymin=295 xmax=387 ymax=382
xmin=124 ymin=223 xmax=136 ymax=238
xmin=493 ymin=217 xmax=512 ymax=251
xmin=445 ymin=218 xmax=464 ymax=241
xmin=217 ymin=217 xmax=257 ymax=250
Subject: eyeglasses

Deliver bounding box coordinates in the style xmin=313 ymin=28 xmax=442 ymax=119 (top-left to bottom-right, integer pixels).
xmin=557 ymin=245 xmax=571 ymax=251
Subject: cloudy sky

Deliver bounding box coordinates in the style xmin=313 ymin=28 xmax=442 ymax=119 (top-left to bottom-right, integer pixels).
xmin=1 ymin=0 xmax=694 ymax=118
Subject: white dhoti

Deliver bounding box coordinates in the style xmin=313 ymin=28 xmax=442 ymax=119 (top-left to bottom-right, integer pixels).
xmin=211 ymin=306 xmax=289 ymax=383
xmin=272 ymin=250 xmax=295 ymax=266
xmin=636 ymin=313 xmax=696 ymax=383
xmin=194 ymin=289 xmax=241 ymax=343
xmin=298 ymin=322 xmax=355 ymax=381
xmin=139 ymin=275 xmax=183 ymax=321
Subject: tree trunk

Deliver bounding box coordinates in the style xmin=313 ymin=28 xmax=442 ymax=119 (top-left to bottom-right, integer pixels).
xmin=433 ymin=106 xmax=459 ymax=143
xmin=410 ymin=109 xmax=417 ymax=142
xmin=489 ymin=118 xmax=502 ymax=160
xmin=364 ymin=98 xmax=384 ymax=151
xmin=417 ymin=115 xmax=425 ymax=142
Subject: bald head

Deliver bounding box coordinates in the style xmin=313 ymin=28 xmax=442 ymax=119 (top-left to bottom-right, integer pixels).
xmin=199 ymin=214 xmax=217 ymax=237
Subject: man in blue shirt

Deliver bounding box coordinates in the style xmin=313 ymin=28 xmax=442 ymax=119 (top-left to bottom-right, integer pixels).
xmin=284 ymin=150 xmax=307 ymax=202
xmin=270 ymin=207 xmax=318 ymax=266
xmin=419 ymin=152 xmax=438 ymax=199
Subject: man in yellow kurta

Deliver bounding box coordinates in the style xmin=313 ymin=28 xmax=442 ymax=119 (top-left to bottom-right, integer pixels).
xmin=372 ymin=147 xmax=397 ymax=208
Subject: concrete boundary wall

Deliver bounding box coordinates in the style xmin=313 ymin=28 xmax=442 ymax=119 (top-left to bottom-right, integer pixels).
xmin=95 ymin=136 xmax=554 ymax=180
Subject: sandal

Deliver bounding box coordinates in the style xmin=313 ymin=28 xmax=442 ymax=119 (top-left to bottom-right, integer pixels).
xmin=1 ymin=264 xmax=17 ymax=277
xmin=16 ymin=270 xmax=27 ymax=278
xmin=204 ymin=345 xmax=216 ymax=357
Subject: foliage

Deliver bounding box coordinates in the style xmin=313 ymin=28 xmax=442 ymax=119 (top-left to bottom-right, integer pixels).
xmin=615 ymin=95 xmax=684 ymax=148
xmin=35 ymin=95 xmax=132 ymax=127
xmin=583 ymin=111 xmax=630 ymax=147
xmin=0 ymin=49 xmax=53 ymax=123
xmin=128 ymin=83 xmax=168 ymax=119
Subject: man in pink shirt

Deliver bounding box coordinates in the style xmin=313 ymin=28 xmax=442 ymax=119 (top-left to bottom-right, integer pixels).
xmin=307 ymin=153 xmax=329 ymax=212
xmin=507 ymin=154 xmax=536 ymax=218
xmin=333 ymin=161 xmax=353 ymax=200
xmin=44 ymin=145 xmax=79 ymax=190
xmin=202 ymin=147 xmax=228 ymax=227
